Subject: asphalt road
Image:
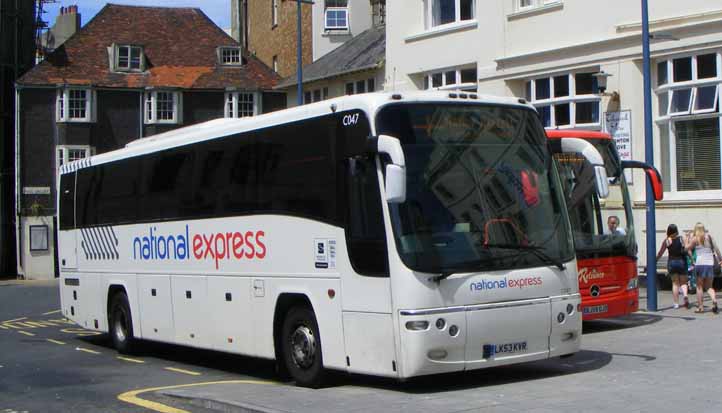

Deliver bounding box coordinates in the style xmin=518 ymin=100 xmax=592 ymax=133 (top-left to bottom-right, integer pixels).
xmin=2 ymin=280 xmax=722 ymax=413
xmin=0 ymin=279 xmax=280 ymax=413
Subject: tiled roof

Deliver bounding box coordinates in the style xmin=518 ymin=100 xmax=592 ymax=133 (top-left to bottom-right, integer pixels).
xmin=18 ymin=4 xmax=281 ymax=90
xmin=275 ymin=25 xmax=385 ymax=89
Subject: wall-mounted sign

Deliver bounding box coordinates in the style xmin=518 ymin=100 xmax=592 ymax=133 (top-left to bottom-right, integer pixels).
xmin=604 ymin=110 xmax=632 ymax=183
xmin=23 ymin=187 xmax=51 ymax=195
xmin=30 ymin=225 xmax=49 ymax=252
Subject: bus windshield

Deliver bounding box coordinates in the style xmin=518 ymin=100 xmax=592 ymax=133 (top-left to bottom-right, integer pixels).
xmin=375 ymin=103 xmax=574 ymax=275
xmin=554 ymin=138 xmax=636 ymax=259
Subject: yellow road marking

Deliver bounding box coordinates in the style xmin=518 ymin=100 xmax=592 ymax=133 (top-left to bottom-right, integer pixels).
xmin=76 ymin=347 xmax=101 ymax=355
xmin=18 ymin=330 xmax=35 ymax=337
xmin=2 ymin=317 xmax=27 ymax=323
xmin=42 ymin=309 xmax=62 ymax=315
xmin=47 ymin=339 xmax=66 ymax=345
xmin=25 ymin=320 xmax=60 ymax=328
xmin=117 ymin=356 xmax=145 ymax=364
xmin=164 ymin=367 xmax=201 ymax=376
xmin=118 ymin=379 xmax=278 ymax=413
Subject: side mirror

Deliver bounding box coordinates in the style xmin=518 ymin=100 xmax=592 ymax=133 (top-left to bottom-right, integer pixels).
xmin=376 ymin=135 xmax=406 ymax=203
xmin=554 ymin=138 xmax=609 ymax=199
xmin=621 ymin=160 xmax=663 ymax=201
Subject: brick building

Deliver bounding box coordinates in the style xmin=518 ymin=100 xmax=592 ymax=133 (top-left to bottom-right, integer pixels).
xmin=15 ymin=4 xmax=284 ymax=279
xmin=232 ymin=0 xmax=313 ymax=79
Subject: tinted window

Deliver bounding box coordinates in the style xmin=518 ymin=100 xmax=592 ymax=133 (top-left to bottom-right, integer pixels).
xmin=74 ymin=112 xmax=370 ymax=228
xmin=345 ymin=156 xmax=389 ymax=277
xmin=59 ymin=173 xmax=75 ymax=230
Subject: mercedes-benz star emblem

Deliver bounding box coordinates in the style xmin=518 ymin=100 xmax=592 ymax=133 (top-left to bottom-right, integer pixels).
xmin=590 ymin=285 xmax=601 ymax=297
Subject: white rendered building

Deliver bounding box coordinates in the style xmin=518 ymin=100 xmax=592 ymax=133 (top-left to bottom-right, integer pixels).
xmin=386 ymin=0 xmax=722 ymax=269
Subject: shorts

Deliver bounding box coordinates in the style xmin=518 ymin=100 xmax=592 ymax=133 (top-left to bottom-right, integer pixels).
xmin=668 ymin=258 xmax=687 ymax=276
xmin=695 ymin=265 xmax=714 ymax=279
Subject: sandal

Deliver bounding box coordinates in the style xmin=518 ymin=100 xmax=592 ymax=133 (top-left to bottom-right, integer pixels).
xmin=695 ymin=307 xmax=704 ymax=314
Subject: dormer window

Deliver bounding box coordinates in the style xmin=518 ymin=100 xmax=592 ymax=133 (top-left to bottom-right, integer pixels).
xmin=219 ymin=47 xmax=244 ymax=65
xmin=115 ymin=45 xmax=143 ymax=71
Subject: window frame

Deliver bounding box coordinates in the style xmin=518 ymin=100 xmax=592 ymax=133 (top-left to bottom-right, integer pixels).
xmin=654 ymin=50 xmax=722 ymax=198
xmin=56 ymin=88 xmax=95 ymax=123
xmin=144 ymin=90 xmax=182 ymax=125
xmin=115 ymin=44 xmax=144 ymax=72
xmin=344 ymin=78 xmax=377 ymax=95
xmin=224 ymin=92 xmax=258 ymax=118
xmin=56 ymin=145 xmax=92 ymax=174
xmin=427 ymin=0 xmax=476 ymax=29
xmin=304 ymin=87 xmax=329 ymax=104
xmin=272 ymin=0 xmax=279 ymax=27
xmin=516 ymin=0 xmax=562 ymax=12
xmin=424 ymin=66 xmax=478 ymax=91
xmin=219 ymin=47 xmax=244 ymax=66
xmin=325 ymin=0 xmax=349 ymax=31
xmin=524 ymin=70 xmax=602 ymax=129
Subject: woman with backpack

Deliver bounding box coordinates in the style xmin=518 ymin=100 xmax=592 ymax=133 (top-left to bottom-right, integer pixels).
xmin=687 ymin=222 xmax=721 ymax=314
xmin=656 ymin=224 xmax=689 ymax=309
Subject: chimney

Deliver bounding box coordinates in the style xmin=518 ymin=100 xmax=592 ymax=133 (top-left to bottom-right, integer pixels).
xmin=230 ymin=0 xmax=248 ymax=48
xmin=49 ymin=4 xmax=81 ymax=49
xmin=371 ymin=0 xmax=386 ymax=27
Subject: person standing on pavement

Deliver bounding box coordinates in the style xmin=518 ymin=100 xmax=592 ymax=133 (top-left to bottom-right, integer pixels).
xmin=656 ymin=224 xmax=689 ymax=309
xmin=687 ymin=223 xmax=720 ymax=314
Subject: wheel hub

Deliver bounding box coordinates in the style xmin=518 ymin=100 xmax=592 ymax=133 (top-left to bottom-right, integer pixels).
xmin=290 ymin=325 xmax=316 ymax=369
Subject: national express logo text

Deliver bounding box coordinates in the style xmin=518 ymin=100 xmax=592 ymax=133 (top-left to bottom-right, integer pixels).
xmin=132 ymin=225 xmax=266 ymax=269
xmin=470 ymin=276 xmax=543 ymax=292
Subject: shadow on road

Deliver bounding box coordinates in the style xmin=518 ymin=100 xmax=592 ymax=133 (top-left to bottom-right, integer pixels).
xmin=79 ymin=333 xmax=611 ymax=393
xmin=78 ymin=334 xmax=285 ymax=381
xmin=582 ymin=312 xmax=663 ymax=334
xmin=328 ymin=350 xmax=612 ymax=393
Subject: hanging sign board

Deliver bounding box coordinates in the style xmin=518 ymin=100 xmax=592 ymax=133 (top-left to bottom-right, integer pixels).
xmin=604 ymin=110 xmax=633 ymax=183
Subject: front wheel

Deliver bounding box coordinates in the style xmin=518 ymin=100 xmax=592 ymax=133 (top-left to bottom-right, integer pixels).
xmin=281 ymin=306 xmax=324 ymax=388
xmin=109 ymin=292 xmax=137 ymax=354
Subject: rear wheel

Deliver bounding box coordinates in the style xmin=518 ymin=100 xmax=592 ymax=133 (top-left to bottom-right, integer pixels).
xmin=281 ymin=306 xmax=324 ymax=388
xmin=109 ymin=292 xmax=137 ymax=354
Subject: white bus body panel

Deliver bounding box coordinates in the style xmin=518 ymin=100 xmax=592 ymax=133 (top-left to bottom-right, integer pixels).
xmin=58 ymin=231 xmax=78 ymax=269
xmin=342 ymin=312 xmax=397 ymax=377
xmin=60 ymin=216 xmax=357 ymax=372
xmin=172 ymin=275 xmax=208 ymax=346
xmin=207 ymin=276 xmax=253 ymax=354
xmin=136 ymin=275 xmax=174 ymax=341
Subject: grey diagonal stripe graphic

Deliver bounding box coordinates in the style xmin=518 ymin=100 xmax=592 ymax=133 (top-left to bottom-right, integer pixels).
xmin=91 ymin=227 xmax=108 ymax=260
xmin=80 ymin=229 xmax=91 ymax=260
xmin=102 ymin=226 xmax=119 ymax=259
xmin=80 ymin=226 xmax=119 ymax=261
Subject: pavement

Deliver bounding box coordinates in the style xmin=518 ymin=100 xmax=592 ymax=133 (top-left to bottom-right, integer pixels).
xmin=148 ymin=287 xmax=722 ymax=413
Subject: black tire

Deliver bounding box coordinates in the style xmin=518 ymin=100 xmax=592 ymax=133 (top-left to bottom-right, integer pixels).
xmin=109 ymin=292 xmax=137 ymax=354
xmin=281 ymin=306 xmax=324 ymax=388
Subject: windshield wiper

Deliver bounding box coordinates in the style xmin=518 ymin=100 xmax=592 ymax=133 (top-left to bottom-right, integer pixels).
xmin=428 ymin=260 xmax=485 ymax=283
xmin=483 ymin=243 xmax=567 ymax=271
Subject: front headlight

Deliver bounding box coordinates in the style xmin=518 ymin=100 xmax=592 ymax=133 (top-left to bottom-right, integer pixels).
xmin=627 ymin=277 xmax=638 ymax=290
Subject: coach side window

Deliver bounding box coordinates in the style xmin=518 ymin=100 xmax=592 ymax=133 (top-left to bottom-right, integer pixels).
xmin=96 ymin=159 xmax=140 ymax=225
xmin=141 ymin=149 xmax=195 ymax=221
xmin=346 ymin=156 xmax=389 ymax=276
xmin=59 ymin=173 xmax=76 ymax=230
